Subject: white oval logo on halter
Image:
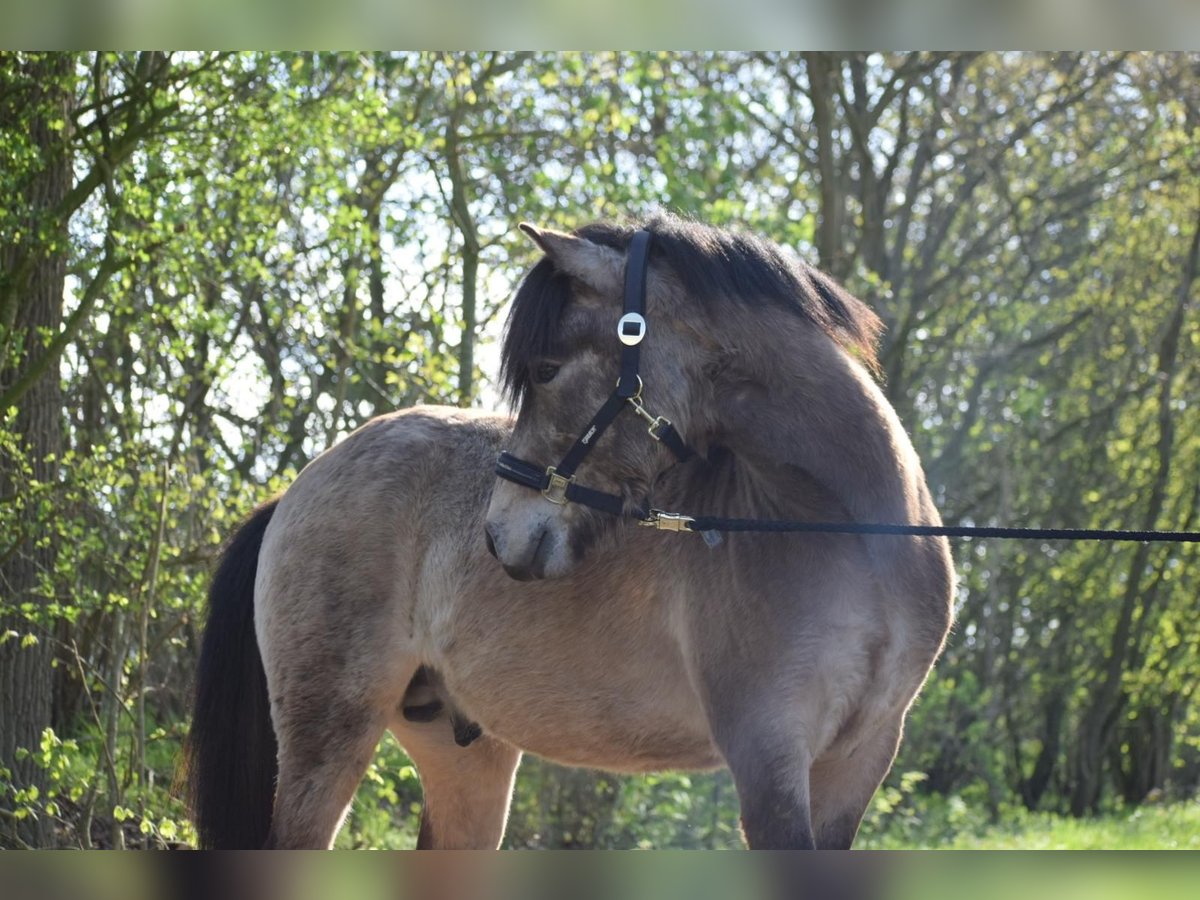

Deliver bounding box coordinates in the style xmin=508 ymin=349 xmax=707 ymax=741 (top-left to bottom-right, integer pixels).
xmin=617 ymin=312 xmax=646 ymax=346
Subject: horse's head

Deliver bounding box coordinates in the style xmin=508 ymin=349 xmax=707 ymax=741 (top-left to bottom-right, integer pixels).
xmin=485 ymin=222 xmax=707 ymax=580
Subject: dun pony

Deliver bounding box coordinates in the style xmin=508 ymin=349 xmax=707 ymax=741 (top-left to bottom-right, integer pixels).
xmin=185 ymin=214 xmax=953 ymax=849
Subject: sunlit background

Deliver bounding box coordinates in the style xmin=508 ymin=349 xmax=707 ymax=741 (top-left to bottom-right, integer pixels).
xmin=1 ymin=51 xmax=1198 ymax=852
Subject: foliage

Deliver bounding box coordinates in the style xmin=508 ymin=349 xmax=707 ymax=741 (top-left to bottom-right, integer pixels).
xmin=1 ymin=51 xmax=1198 ymax=848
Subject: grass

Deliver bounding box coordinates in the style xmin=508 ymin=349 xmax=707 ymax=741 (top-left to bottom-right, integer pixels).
xmin=866 ymin=800 xmax=1200 ymax=850
xmin=937 ymin=802 xmax=1200 ymax=849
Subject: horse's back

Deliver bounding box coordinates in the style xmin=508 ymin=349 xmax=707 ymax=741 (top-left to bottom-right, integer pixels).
xmin=269 ymin=404 xmax=507 ymax=537
xmin=285 ymin=405 xmax=507 ymax=504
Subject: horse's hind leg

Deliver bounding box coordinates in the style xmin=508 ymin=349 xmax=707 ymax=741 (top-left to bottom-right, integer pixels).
xmin=394 ymin=720 xmax=521 ymax=849
xmin=809 ymin=720 xmax=903 ymax=849
xmin=259 ymin=597 xmax=411 ymax=848
xmin=265 ymin=685 xmax=394 ymax=849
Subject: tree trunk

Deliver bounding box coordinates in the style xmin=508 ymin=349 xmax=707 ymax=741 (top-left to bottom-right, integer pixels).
xmin=804 ymin=53 xmax=848 ymax=281
xmin=0 ymin=52 xmax=74 ymax=848
xmin=1116 ymin=699 xmax=1176 ymax=805
xmin=1022 ymin=692 xmax=1066 ymax=810
xmin=458 ymin=242 xmax=479 ymax=405
xmin=446 ymin=121 xmax=479 ymax=406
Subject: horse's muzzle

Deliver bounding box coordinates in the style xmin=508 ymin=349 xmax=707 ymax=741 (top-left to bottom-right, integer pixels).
xmin=487 ymin=521 xmax=552 ymax=580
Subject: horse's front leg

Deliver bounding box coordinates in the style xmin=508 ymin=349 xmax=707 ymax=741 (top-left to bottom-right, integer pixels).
xmin=705 ymin=686 xmax=818 ymax=849
xmin=689 ymin=576 xmax=831 ymax=849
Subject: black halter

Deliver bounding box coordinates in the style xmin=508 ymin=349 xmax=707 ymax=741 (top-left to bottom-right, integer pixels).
xmin=495 ymin=230 xmax=693 ymax=519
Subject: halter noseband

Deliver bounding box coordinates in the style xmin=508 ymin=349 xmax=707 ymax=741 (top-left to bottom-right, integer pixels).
xmin=495 ymin=230 xmax=694 ymax=521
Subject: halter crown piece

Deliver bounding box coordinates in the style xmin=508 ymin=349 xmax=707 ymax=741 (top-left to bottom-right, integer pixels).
xmin=495 ymin=230 xmax=694 ymax=521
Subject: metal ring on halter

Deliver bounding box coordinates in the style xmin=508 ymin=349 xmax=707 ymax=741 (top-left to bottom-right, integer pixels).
xmin=618 ymin=375 xmax=645 ymax=401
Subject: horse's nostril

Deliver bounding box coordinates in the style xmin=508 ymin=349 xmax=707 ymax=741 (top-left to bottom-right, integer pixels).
xmin=484 ymin=524 xmax=498 ymax=558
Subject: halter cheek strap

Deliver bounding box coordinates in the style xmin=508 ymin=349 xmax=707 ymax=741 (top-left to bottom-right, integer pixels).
xmin=495 ymin=230 xmax=693 ymax=518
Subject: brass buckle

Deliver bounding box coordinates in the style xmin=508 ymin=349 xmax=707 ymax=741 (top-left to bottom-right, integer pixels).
xmin=639 ymin=509 xmax=695 ymax=532
xmin=543 ymin=467 xmax=574 ymax=505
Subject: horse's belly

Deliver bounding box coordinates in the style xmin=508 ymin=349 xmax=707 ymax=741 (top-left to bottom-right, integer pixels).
xmin=460 ymin=673 xmax=723 ymax=773
xmin=428 ymin=588 xmax=722 ymax=772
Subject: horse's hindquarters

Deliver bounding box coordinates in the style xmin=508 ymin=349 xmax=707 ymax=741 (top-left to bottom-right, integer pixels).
xmin=252 ymin=408 xmax=514 ymax=846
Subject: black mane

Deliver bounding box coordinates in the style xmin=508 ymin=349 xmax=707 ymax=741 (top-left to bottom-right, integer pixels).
xmin=499 ymin=213 xmax=883 ymax=406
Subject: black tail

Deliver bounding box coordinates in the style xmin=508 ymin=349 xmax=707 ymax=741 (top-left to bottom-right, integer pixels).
xmin=184 ymin=498 xmax=279 ymax=849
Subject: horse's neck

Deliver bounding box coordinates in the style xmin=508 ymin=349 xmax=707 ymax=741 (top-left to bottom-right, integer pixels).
xmin=685 ymin=320 xmax=938 ymax=530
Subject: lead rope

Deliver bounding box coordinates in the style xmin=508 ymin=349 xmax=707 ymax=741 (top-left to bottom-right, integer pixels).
xmin=639 ymin=510 xmax=1200 ymax=543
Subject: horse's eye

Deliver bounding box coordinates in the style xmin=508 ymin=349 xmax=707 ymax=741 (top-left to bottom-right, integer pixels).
xmin=533 ymin=362 xmax=561 ymax=384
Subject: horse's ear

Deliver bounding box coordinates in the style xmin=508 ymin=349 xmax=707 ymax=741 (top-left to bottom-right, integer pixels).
xmin=517 ymin=223 xmax=624 ymax=298
xmin=518 ymin=222 xmax=551 ymax=253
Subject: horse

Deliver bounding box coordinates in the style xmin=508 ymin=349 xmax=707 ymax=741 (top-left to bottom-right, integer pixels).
xmin=184 ymin=213 xmax=954 ymax=850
